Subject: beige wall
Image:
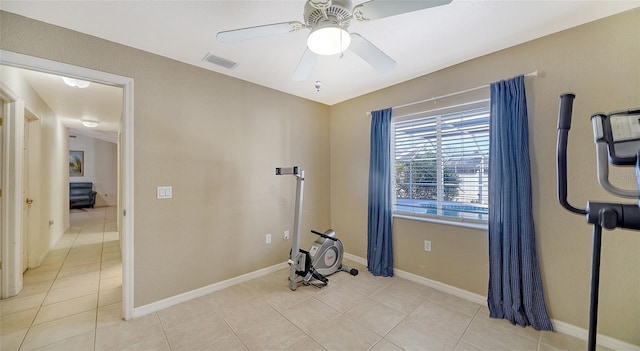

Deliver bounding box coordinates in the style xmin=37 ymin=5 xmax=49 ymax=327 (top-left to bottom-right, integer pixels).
xmin=330 ymin=9 xmax=640 ymax=345
xmin=43 ymin=113 xmax=69 ymax=250
xmin=2 ymin=7 xmax=639 ymax=345
xmin=69 ymin=134 xmax=118 ymax=207
xmin=0 ymin=65 xmax=69 ymax=266
xmin=0 ymin=11 xmax=331 ymax=307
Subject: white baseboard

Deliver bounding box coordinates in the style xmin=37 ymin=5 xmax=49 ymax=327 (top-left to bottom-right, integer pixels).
xmin=35 ymin=250 xmax=48 ymax=269
xmin=343 ymin=252 xmax=485 ymax=305
xmin=394 ymin=268 xmax=488 ymax=306
xmin=343 ymin=252 xmax=367 ymax=266
xmin=551 ymin=319 xmax=640 ymax=351
xmin=343 ymin=252 xmax=639 ymax=351
xmin=132 ymin=262 xmax=288 ymax=318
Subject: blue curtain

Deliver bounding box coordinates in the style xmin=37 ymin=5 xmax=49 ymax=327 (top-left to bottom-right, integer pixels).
xmin=487 ymin=75 xmax=553 ymax=330
xmin=367 ymin=107 xmax=394 ymax=277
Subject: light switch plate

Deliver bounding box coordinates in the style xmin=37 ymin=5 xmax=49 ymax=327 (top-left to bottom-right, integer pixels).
xmin=157 ymin=186 xmax=172 ymax=199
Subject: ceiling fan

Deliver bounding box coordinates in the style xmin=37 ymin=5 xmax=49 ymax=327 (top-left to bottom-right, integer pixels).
xmin=217 ymin=0 xmax=452 ymax=81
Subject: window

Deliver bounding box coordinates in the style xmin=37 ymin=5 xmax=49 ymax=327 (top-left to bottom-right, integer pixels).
xmin=392 ymin=104 xmax=490 ymax=225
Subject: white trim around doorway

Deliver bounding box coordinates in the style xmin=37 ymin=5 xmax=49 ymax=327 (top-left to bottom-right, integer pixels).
xmin=0 ymin=50 xmax=135 ymax=320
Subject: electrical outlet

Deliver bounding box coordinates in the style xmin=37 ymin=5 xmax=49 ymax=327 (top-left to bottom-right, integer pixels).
xmin=284 ymin=230 xmax=290 ymax=240
xmin=424 ymin=240 xmax=431 ymax=252
xmin=266 ymin=234 xmax=272 ymax=244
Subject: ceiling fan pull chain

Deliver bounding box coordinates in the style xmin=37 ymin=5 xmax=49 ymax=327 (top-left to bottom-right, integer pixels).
xmin=339 ymin=28 xmax=344 ymax=57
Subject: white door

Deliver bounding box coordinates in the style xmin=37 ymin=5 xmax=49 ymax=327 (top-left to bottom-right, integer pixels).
xmin=26 ymin=118 xmax=40 ymax=270
xmin=1 ymin=99 xmax=25 ymax=298
xmin=22 ymin=117 xmax=29 ymax=272
xmin=22 ymin=116 xmax=38 ymax=272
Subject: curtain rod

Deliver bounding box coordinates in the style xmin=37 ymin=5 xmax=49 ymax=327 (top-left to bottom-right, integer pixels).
xmin=392 ymin=98 xmax=490 ymax=121
xmin=367 ymin=70 xmax=539 ymax=115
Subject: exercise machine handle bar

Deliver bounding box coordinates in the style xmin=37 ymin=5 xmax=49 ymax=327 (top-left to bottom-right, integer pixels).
xmin=276 ymin=166 xmax=305 ymax=291
xmin=276 ymin=166 xmax=301 ymax=176
xmin=591 ymin=114 xmax=640 ymax=198
xmin=556 ymin=94 xmax=640 ymax=351
xmin=310 ymin=230 xmax=338 ymax=241
xmin=556 ymin=93 xmax=588 ymax=215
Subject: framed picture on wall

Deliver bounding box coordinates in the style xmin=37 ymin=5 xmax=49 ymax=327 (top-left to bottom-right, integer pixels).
xmin=69 ymin=150 xmax=84 ymax=177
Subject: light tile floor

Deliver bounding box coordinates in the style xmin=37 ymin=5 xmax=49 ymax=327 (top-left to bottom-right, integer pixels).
xmin=1 ymin=207 xmax=614 ymax=351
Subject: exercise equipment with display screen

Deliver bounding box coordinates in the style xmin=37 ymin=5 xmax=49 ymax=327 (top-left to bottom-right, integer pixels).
xmin=556 ymin=93 xmax=640 ymax=351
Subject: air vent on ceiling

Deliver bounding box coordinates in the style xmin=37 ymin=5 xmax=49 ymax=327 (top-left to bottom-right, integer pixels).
xmin=202 ymin=52 xmax=237 ymax=69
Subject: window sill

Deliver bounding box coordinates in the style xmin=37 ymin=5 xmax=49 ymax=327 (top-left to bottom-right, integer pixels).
xmin=393 ymin=214 xmax=488 ymax=231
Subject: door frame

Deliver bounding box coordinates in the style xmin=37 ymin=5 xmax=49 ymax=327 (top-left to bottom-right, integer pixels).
xmin=1 ymin=99 xmax=25 ymax=297
xmin=0 ymin=50 xmax=135 ymax=320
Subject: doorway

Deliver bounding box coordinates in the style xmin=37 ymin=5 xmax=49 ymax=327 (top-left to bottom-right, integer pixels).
xmin=0 ymin=50 xmax=134 ymax=320
xmin=1 ymin=98 xmax=26 ymax=298
xmin=0 ymin=99 xmax=3 ymax=295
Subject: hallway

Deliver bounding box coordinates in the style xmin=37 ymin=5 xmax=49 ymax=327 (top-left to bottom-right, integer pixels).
xmin=1 ymin=206 xmax=121 ymax=350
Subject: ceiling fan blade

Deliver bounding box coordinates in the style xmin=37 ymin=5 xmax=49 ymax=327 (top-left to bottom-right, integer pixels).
xmin=349 ymin=33 xmax=396 ymax=73
xmin=292 ymin=48 xmax=318 ymax=81
xmin=217 ymin=21 xmax=305 ymax=43
xmin=353 ymin=0 xmax=452 ymax=21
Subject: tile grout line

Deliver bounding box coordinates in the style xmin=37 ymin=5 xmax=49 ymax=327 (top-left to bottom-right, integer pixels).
xmin=21 ymin=208 xmax=110 ymax=350
xmin=452 ymin=303 xmax=483 ymax=351
xmin=155 ymin=312 xmax=174 ymax=351
xmin=93 ymin=213 xmax=106 ymax=351
xmin=260 ymin=293 xmax=312 ymax=350
xmin=222 ymin=316 xmax=251 ymax=351
xmin=293 ymin=278 xmax=401 ymax=350
xmin=17 ymin=225 xmax=81 ymax=351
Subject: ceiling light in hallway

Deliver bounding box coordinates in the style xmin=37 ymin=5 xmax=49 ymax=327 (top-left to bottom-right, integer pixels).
xmin=62 ymin=77 xmax=91 ymax=88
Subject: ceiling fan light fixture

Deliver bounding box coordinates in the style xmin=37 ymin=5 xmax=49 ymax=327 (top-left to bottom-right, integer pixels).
xmin=307 ymin=25 xmax=351 ymax=55
xmin=62 ymin=77 xmax=91 ymax=89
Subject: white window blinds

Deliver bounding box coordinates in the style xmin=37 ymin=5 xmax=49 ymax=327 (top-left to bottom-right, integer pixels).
xmin=392 ymin=105 xmax=490 ymax=222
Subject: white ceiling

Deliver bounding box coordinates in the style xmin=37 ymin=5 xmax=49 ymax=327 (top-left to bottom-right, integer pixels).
xmin=2 ymin=66 xmax=122 ymax=140
xmin=2 ymin=1 xmax=639 ymax=108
